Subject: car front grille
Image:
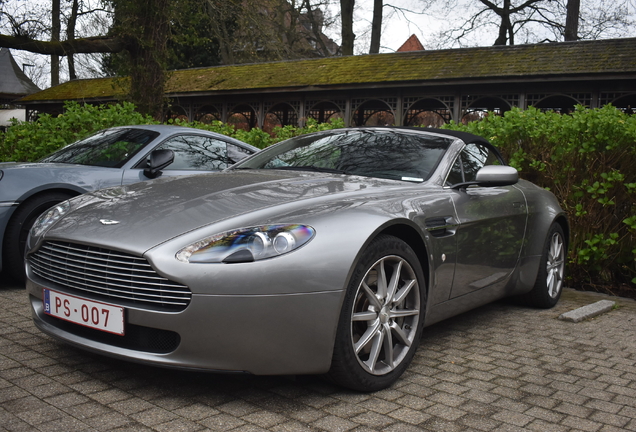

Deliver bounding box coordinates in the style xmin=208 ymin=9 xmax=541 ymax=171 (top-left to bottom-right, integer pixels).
xmin=29 ymin=241 xmax=191 ymax=311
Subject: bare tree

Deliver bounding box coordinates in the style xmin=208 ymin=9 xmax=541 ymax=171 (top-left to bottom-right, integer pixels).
xmin=66 ymin=0 xmax=80 ymax=80
xmin=564 ymin=0 xmax=580 ymax=40
xmin=427 ymin=0 xmax=635 ymax=47
xmin=340 ymin=0 xmax=355 ymax=55
xmin=369 ymin=0 xmax=382 ymax=53
xmin=51 ymin=0 xmax=60 ymax=85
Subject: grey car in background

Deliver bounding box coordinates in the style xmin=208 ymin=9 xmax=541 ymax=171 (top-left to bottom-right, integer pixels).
xmin=0 ymin=125 xmax=258 ymax=280
xmin=25 ymin=127 xmax=568 ymax=391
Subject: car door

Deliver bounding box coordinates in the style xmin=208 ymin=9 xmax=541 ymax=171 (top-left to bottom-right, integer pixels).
xmin=121 ymin=134 xmax=253 ymax=183
xmin=446 ymin=143 xmax=527 ymax=298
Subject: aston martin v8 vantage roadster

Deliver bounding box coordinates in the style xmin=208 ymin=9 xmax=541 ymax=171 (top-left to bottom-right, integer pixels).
xmin=25 ymin=127 xmax=567 ymax=391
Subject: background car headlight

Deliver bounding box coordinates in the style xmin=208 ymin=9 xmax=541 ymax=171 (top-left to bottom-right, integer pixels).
xmin=30 ymin=200 xmax=71 ymax=238
xmin=176 ymin=224 xmax=315 ymax=263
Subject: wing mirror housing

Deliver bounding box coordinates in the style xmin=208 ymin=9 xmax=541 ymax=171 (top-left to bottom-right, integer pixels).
xmin=144 ymin=149 xmax=174 ymax=179
xmin=451 ymin=165 xmax=519 ymax=190
xmin=475 ymin=165 xmax=519 ymax=186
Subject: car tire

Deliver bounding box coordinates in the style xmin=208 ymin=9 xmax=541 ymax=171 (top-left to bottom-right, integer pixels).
xmin=328 ymin=235 xmax=426 ymax=392
xmin=521 ymin=223 xmax=566 ymax=308
xmin=3 ymin=192 xmax=74 ymax=283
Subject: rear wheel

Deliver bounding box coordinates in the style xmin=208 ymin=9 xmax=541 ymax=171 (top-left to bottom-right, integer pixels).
xmin=3 ymin=192 xmax=74 ymax=282
xmin=328 ymin=235 xmax=426 ymax=391
xmin=522 ymin=223 xmax=566 ymax=308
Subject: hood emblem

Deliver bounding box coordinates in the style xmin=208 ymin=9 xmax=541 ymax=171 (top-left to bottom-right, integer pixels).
xmin=99 ymin=219 xmax=120 ymax=225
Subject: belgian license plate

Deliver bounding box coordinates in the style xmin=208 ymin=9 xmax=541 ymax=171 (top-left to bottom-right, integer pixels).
xmin=43 ymin=288 xmax=125 ymax=335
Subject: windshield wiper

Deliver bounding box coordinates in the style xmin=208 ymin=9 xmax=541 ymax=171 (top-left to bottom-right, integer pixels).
xmin=275 ymin=165 xmax=349 ymax=174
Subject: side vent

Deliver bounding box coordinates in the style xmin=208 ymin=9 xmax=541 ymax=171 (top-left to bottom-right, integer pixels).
xmin=425 ymin=216 xmax=456 ymax=238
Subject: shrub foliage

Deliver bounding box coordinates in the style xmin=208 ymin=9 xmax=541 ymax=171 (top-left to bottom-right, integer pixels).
xmin=447 ymin=106 xmax=636 ymax=291
xmin=0 ymin=102 xmax=156 ymax=162
xmin=1 ymin=102 xmax=633 ymax=293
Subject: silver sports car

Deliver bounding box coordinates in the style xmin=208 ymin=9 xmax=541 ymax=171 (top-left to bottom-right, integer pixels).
xmin=25 ymin=127 xmax=567 ymax=391
xmin=0 ymin=125 xmax=257 ymax=280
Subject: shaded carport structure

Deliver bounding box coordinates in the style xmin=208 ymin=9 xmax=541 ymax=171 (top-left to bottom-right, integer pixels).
xmin=19 ymin=38 xmax=636 ymax=128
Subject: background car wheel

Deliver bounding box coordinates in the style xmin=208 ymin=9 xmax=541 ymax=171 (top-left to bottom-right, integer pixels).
xmin=328 ymin=235 xmax=426 ymax=392
xmin=3 ymin=192 xmax=74 ymax=283
xmin=522 ymin=223 xmax=566 ymax=308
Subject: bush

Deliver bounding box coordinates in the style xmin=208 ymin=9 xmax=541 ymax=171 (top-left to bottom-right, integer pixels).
xmin=446 ymin=106 xmax=636 ymax=292
xmin=0 ymin=101 xmax=156 ymax=162
xmin=0 ymin=103 xmax=345 ymax=162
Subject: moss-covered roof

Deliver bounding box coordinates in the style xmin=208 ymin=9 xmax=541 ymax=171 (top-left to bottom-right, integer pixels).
xmin=21 ymin=38 xmax=636 ymax=103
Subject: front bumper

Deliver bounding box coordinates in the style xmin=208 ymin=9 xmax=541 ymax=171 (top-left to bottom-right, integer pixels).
xmin=27 ymin=277 xmax=343 ymax=375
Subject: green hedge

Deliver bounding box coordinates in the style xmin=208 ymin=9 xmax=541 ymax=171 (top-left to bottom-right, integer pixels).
xmin=1 ymin=102 xmax=634 ymax=292
xmin=0 ymin=101 xmax=344 ymax=162
xmin=446 ymin=105 xmax=636 ymax=290
xmin=0 ymin=102 xmax=156 ymax=162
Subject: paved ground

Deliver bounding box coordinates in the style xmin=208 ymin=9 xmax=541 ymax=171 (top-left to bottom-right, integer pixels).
xmin=1 ymin=275 xmax=635 ymax=432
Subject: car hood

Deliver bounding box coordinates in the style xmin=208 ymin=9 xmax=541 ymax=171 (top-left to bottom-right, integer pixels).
xmin=42 ymin=170 xmax=414 ymax=254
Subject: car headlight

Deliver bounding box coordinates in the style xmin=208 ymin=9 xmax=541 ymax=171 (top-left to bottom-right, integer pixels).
xmin=176 ymin=224 xmax=315 ymax=263
xmin=30 ymin=200 xmax=72 ymax=238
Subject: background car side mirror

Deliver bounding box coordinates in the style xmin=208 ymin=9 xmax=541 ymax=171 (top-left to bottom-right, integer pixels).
xmin=475 ymin=165 xmax=519 ymax=186
xmin=144 ymin=149 xmax=175 ymax=179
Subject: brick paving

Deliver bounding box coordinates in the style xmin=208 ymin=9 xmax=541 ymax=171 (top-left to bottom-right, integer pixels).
xmin=1 ymin=275 xmax=635 ymax=432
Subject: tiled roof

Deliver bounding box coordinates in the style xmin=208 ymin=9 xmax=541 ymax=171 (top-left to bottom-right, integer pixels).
xmin=20 ymin=38 xmax=636 ymax=102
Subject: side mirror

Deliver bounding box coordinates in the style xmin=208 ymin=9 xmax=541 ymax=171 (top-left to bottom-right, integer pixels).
xmin=144 ymin=149 xmax=174 ymax=179
xmin=451 ymin=165 xmax=519 ymax=190
xmin=474 ymin=165 xmax=519 ymax=186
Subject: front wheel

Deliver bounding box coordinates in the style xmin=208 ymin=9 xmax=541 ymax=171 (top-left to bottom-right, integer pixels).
xmin=522 ymin=223 xmax=566 ymax=308
xmin=328 ymin=235 xmax=426 ymax=392
xmin=3 ymin=192 xmax=74 ymax=282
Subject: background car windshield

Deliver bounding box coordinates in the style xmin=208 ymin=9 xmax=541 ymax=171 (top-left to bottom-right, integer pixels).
xmin=40 ymin=128 xmax=159 ymax=168
xmin=236 ymin=130 xmax=452 ymax=182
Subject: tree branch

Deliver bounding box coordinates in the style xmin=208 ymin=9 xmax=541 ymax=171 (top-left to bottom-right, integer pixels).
xmin=0 ymin=34 xmax=125 ymax=55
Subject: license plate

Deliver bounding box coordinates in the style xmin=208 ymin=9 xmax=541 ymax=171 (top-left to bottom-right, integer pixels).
xmin=43 ymin=289 xmax=125 ymax=335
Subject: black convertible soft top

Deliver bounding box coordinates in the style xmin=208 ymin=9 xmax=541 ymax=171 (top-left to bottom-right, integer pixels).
xmin=352 ymin=126 xmax=491 ymax=146
xmin=390 ymin=126 xmax=491 ymax=146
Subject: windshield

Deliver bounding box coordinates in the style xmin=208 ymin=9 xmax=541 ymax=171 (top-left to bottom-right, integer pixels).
xmin=234 ymin=130 xmax=452 ymax=182
xmin=40 ymin=128 xmax=159 ymax=168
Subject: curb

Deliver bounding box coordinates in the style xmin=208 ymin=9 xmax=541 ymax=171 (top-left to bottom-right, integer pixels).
xmin=558 ymin=299 xmax=616 ymax=322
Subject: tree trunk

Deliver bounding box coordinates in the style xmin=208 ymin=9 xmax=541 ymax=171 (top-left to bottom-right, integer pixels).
xmin=51 ymin=0 xmax=60 ymax=86
xmin=340 ymin=0 xmax=355 ymax=55
xmin=369 ymin=0 xmax=382 ymax=54
xmin=67 ymin=0 xmax=79 ymax=80
xmin=564 ymin=0 xmax=580 ymax=41
xmin=122 ymin=0 xmax=171 ymax=120
xmin=493 ymin=0 xmax=511 ymax=45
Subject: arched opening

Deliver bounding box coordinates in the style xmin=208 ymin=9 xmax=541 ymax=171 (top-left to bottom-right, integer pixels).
xmin=352 ymin=100 xmax=394 ymax=126
xmin=166 ymin=105 xmax=188 ymax=122
xmin=461 ymin=97 xmax=510 ymax=124
xmin=532 ymin=95 xmax=580 ymax=114
xmin=227 ymin=104 xmax=258 ymax=131
xmin=404 ymin=98 xmax=451 ymax=127
xmin=195 ymin=105 xmax=221 ymax=124
xmin=610 ymin=94 xmax=636 ymax=114
xmin=307 ymin=101 xmax=343 ymax=123
xmin=264 ymin=103 xmax=298 ymax=134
